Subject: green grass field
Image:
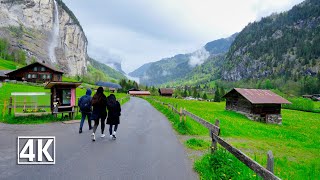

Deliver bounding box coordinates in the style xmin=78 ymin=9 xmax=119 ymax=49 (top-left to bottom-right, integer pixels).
xmin=0 ymin=59 xmax=23 ymax=70
xmin=0 ymin=82 xmax=128 ymax=123
xmin=150 ymin=96 xmax=320 ymax=180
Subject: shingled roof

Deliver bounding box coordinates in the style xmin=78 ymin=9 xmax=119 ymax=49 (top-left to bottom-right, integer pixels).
xmin=6 ymin=61 xmax=64 ymax=76
xmin=159 ymin=88 xmax=174 ymax=95
xmin=223 ymin=88 xmax=291 ymax=104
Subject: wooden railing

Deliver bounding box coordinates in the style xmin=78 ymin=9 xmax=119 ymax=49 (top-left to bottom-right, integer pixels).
xmin=149 ymin=98 xmax=281 ymax=180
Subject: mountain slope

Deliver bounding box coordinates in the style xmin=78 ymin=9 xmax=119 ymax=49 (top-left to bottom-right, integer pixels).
xmin=0 ymin=0 xmax=88 ymax=76
xmin=222 ymin=0 xmax=320 ymax=81
xmin=87 ymin=57 xmax=127 ymax=81
xmin=129 ymin=34 xmax=237 ymax=86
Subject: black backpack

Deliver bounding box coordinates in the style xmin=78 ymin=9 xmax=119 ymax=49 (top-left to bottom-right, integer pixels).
xmin=79 ymin=95 xmax=91 ymax=112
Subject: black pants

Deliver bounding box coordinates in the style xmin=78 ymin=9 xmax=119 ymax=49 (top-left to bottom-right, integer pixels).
xmin=93 ymin=117 xmax=106 ymax=134
xmin=109 ymin=124 xmax=118 ymax=135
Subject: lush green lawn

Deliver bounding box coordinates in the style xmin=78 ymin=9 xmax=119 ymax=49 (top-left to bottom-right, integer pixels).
xmin=0 ymin=82 xmax=128 ymax=123
xmin=151 ymin=96 xmax=320 ymax=180
xmin=0 ymin=59 xmax=23 ymax=70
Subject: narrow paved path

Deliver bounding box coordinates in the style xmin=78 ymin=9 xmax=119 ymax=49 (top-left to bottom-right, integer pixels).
xmin=0 ymin=97 xmax=198 ymax=180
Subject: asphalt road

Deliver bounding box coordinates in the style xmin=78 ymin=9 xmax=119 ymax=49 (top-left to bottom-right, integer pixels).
xmin=0 ymin=97 xmax=198 ymax=180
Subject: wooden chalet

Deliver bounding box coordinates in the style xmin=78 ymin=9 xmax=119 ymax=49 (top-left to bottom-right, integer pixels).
xmin=129 ymin=91 xmax=151 ymax=96
xmin=223 ymin=88 xmax=291 ymax=124
xmin=6 ymin=61 xmax=63 ymax=83
xmin=159 ymin=88 xmax=174 ymax=97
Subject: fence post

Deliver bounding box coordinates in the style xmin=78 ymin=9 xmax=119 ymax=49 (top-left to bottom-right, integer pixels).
xmin=267 ymin=150 xmax=274 ymax=173
xmin=179 ymin=107 xmax=183 ymax=122
xmin=211 ymin=119 xmax=220 ymax=153
xmin=3 ymin=100 xmax=7 ymax=119
xmin=8 ymin=97 xmax=12 ymax=115
xmin=183 ymin=108 xmax=187 ymax=122
xmin=214 ymin=119 xmax=220 ymax=135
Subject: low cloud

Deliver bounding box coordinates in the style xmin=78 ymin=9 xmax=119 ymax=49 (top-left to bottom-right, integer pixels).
xmin=188 ymin=48 xmax=210 ymax=67
xmin=162 ymin=70 xmax=171 ymax=76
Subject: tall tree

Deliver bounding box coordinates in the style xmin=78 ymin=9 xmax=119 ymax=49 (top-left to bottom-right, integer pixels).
xmin=214 ymin=86 xmax=221 ymax=102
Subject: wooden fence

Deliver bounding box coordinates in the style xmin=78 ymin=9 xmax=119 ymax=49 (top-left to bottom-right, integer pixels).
xmin=5 ymin=95 xmax=130 ymax=116
xmin=150 ymin=98 xmax=281 ymax=180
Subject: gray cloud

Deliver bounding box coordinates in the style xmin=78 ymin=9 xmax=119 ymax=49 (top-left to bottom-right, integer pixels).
xmin=63 ymin=0 xmax=304 ymax=73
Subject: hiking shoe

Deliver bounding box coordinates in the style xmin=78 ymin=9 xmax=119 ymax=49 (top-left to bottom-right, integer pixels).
xmin=112 ymin=135 xmax=116 ymax=140
xmin=91 ymin=133 xmax=95 ymax=141
xmin=79 ymin=129 xmax=82 ymax=134
xmin=101 ymin=134 xmax=105 ymax=138
xmin=109 ymin=135 xmax=113 ymax=140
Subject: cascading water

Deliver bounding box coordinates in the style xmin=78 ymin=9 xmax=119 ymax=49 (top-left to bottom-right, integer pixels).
xmin=48 ymin=0 xmax=60 ymax=63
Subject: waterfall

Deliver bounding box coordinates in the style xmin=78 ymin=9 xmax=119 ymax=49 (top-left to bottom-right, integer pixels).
xmin=48 ymin=0 xmax=60 ymax=63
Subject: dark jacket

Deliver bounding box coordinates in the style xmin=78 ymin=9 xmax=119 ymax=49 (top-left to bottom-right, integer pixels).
xmin=78 ymin=89 xmax=92 ymax=113
xmin=106 ymin=96 xmax=121 ymax=125
xmin=91 ymin=88 xmax=107 ymax=120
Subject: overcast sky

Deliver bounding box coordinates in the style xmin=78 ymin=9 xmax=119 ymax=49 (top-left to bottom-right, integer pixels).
xmin=63 ymin=0 xmax=304 ymax=73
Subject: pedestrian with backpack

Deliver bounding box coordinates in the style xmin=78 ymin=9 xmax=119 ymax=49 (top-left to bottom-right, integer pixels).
xmin=91 ymin=87 xmax=108 ymax=141
xmin=106 ymin=94 xmax=121 ymax=140
xmin=78 ymin=88 xmax=92 ymax=133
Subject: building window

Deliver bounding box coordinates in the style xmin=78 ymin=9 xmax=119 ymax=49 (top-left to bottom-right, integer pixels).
xmin=34 ymin=67 xmax=38 ymax=71
xmin=32 ymin=74 xmax=37 ymax=78
xmin=42 ymin=74 xmax=47 ymax=79
xmin=27 ymin=74 xmax=32 ymax=79
xmin=47 ymin=74 xmax=51 ymax=79
xmin=41 ymin=67 xmax=46 ymax=71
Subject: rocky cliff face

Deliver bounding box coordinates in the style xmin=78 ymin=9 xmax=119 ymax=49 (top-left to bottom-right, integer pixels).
xmin=0 ymin=0 xmax=87 ymax=76
xmin=221 ymin=0 xmax=320 ymax=81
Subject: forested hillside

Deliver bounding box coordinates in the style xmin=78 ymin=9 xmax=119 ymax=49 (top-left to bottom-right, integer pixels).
xmin=129 ymin=34 xmax=237 ymax=86
xmin=221 ymin=0 xmax=320 ymax=94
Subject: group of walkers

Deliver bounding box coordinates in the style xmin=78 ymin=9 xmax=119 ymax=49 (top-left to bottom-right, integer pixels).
xmin=78 ymin=87 xmax=121 ymax=141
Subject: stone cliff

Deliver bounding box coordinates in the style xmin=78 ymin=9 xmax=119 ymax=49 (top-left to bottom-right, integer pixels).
xmin=0 ymin=0 xmax=87 ymax=76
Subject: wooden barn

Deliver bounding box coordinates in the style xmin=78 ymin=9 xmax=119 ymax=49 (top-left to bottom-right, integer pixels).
xmin=159 ymin=88 xmax=174 ymax=97
xmin=6 ymin=61 xmax=63 ymax=83
xmin=223 ymin=88 xmax=291 ymax=124
xmin=129 ymin=91 xmax=151 ymax=96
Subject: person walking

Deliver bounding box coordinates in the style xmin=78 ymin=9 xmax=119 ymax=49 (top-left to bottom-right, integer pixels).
xmin=106 ymin=94 xmax=121 ymax=140
xmin=78 ymin=88 xmax=92 ymax=133
xmin=91 ymin=87 xmax=108 ymax=141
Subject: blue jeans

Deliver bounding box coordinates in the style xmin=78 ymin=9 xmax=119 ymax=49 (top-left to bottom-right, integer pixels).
xmin=80 ymin=112 xmax=92 ymax=130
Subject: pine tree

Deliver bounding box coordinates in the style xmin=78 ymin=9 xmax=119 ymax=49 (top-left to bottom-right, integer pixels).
xmin=214 ymin=86 xmax=221 ymax=102
xmin=202 ymin=92 xmax=208 ymax=100
xmin=193 ymin=87 xmax=198 ymax=98
xmin=183 ymin=89 xmax=188 ymax=97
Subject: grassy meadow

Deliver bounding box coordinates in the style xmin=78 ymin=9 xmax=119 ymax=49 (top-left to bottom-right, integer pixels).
xmin=0 ymin=59 xmax=23 ymax=70
xmin=0 ymin=82 xmax=128 ymax=123
xmin=148 ymin=96 xmax=320 ymax=180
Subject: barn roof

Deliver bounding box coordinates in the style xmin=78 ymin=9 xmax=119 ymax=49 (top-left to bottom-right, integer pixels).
xmin=129 ymin=91 xmax=151 ymax=95
xmin=0 ymin=70 xmax=12 ymax=77
xmin=6 ymin=61 xmax=64 ymax=75
xmin=223 ymin=88 xmax=291 ymax=104
xmin=44 ymin=81 xmax=82 ymax=89
xmin=95 ymin=81 xmax=122 ymax=89
xmin=159 ymin=88 xmax=174 ymax=94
